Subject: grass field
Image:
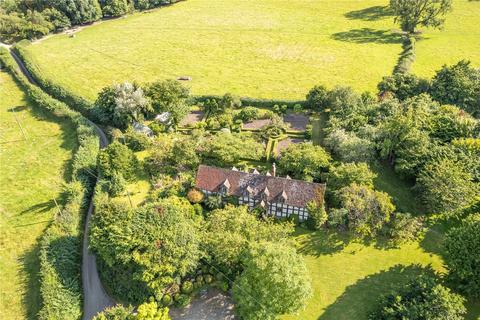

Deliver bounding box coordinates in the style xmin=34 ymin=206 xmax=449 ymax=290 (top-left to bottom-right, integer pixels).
xmin=24 ymin=0 xmax=404 ymax=100
xmin=22 ymin=0 xmax=480 ymax=101
xmin=282 ymin=229 xmax=445 ymax=320
xmin=0 ymin=71 xmax=76 ymax=319
xmin=412 ymin=0 xmax=480 ymax=78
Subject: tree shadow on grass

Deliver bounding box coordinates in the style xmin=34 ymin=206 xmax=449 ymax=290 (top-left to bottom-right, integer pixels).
xmin=344 ymin=6 xmax=393 ymax=21
xmin=20 ymin=241 xmax=43 ymax=320
xmin=319 ymin=264 xmax=434 ymax=320
xmin=331 ymin=28 xmax=403 ymax=44
xmin=296 ymin=228 xmax=351 ymax=257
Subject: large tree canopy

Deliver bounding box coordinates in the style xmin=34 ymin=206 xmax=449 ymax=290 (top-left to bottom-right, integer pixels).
xmin=278 ymin=142 xmax=331 ymax=181
xmin=390 ymin=0 xmax=452 ymax=33
xmin=370 ymin=275 xmax=466 ymax=320
xmin=445 ymin=214 xmax=480 ymax=298
xmin=233 ymin=242 xmax=312 ymax=320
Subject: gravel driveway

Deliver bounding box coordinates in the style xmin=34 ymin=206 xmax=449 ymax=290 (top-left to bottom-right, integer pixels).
xmin=170 ymin=289 xmax=236 ymax=320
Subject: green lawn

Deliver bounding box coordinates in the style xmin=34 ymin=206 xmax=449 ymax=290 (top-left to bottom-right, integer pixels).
xmin=0 ymin=71 xmax=77 ymax=319
xmin=412 ymin=0 xmax=480 ymax=78
xmin=24 ymin=0 xmax=403 ymax=100
xmin=283 ymin=227 xmax=479 ymax=320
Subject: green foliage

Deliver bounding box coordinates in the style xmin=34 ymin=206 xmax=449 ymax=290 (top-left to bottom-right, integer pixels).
xmin=327 ymin=162 xmax=377 ymax=206
xmin=98 ymin=141 xmax=138 ymax=181
xmin=108 ymin=171 xmax=127 ymax=196
xmin=390 ymin=0 xmax=452 ymax=33
xmin=306 ymin=201 xmax=328 ymax=230
xmin=415 ymin=158 xmax=478 ymax=213
xmin=145 ymin=79 xmax=190 ymax=126
xmin=95 ymin=82 xmax=151 ymax=129
xmin=205 ymin=194 xmax=223 ymax=210
xmin=101 ymin=0 xmax=130 ymax=17
xmin=338 ymin=184 xmax=396 ymax=238
xmin=90 ymin=197 xmax=202 ymax=299
xmin=204 ymin=205 xmax=294 ymax=276
xmin=445 ymin=214 xmax=480 ymax=297
xmin=306 ymin=85 xmax=328 ymax=111
xmin=384 ymin=212 xmax=424 ymax=246
xmin=260 ymin=115 xmax=287 ymax=139
xmin=370 ymin=274 xmax=466 ymax=319
xmin=236 ymin=106 xmax=260 ymax=122
xmin=0 ymin=10 xmax=53 ymax=43
xmin=378 ymin=73 xmax=430 ymax=100
xmin=324 ymin=128 xmax=376 ymax=163
xmin=278 ymin=142 xmax=331 ymax=181
xmin=0 ymin=47 xmax=99 ymax=320
xmin=430 ymin=104 xmax=477 ymax=142
xmin=93 ymin=301 xmax=170 ymax=320
xmin=233 ymin=242 xmax=312 ymax=320
xmin=204 ymin=132 xmax=263 ymax=166
xmin=124 ymin=128 xmax=152 ymax=151
xmin=430 ymin=60 xmax=480 ymax=117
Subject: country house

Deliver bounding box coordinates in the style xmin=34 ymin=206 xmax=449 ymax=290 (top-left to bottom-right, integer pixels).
xmin=195 ymin=165 xmax=326 ymax=221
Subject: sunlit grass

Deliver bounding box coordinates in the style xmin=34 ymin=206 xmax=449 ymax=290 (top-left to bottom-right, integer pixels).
xmin=0 ymin=71 xmax=76 ymax=319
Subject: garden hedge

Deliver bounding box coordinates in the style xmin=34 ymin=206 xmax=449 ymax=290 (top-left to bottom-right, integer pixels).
xmin=195 ymin=95 xmax=305 ymax=109
xmin=13 ymin=41 xmax=97 ymax=120
xmin=1 ymin=47 xmax=100 ymax=320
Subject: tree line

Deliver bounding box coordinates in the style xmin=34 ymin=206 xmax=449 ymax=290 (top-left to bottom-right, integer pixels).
xmin=0 ymin=0 xmax=182 ymax=43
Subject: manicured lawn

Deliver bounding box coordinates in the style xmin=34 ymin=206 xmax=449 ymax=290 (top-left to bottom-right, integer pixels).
xmin=24 ymin=0 xmax=403 ymax=100
xmin=283 ymin=227 xmax=479 ymax=320
xmin=412 ymin=0 xmax=480 ymax=79
xmin=0 ymin=71 xmax=76 ymax=319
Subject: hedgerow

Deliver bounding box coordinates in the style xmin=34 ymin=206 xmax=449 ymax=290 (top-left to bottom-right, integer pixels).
xmin=13 ymin=41 xmax=97 ymax=119
xmin=1 ymin=47 xmax=100 ymax=320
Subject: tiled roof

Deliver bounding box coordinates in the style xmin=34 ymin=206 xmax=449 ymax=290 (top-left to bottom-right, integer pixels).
xmin=195 ymin=165 xmax=326 ymax=208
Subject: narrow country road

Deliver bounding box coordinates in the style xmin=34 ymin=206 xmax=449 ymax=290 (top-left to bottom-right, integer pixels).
xmin=4 ymin=47 xmax=115 ymax=319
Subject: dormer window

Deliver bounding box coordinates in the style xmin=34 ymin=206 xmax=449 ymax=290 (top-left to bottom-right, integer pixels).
xmin=243 ymin=185 xmax=254 ymax=197
xmin=278 ymin=190 xmax=288 ymax=203
xmin=262 ymin=187 xmax=270 ymax=200
xmin=219 ymin=179 xmax=231 ymax=195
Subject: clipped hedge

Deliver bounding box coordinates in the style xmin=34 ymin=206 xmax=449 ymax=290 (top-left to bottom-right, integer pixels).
xmin=13 ymin=41 xmax=97 ymax=119
xmin=393 ymin=35 xmax=416 ymax=74
xmin=1 ymin=47 xmax=100 ymax=320
xmin=195 ymin=95 xmax=305 ymax=109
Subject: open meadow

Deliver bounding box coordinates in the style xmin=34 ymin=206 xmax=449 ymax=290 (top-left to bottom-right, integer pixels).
xmin=0 ymin=71 xmax=76 ymax=319
xmin=21 ymin=0 xmax=480 ymax=101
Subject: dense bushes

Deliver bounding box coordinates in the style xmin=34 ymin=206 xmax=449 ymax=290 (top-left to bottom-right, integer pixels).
xmin=1 ymin=47 xmax=100 ymax=319
xmin=430 ymin=60 xmax=480 ymax=117
xmin=278 ymin=142 xmax=331 ymax=182
xmin=233 ymin=242 xmax=312 ymax=320
xmin=445 ymin=214 xmax=480 ymax=298
xmin=370 ymin=275 xmax=466 ymax=320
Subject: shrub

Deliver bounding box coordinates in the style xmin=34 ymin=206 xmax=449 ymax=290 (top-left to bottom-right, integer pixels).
xmin=204 ymin=274 xmax=214 ymax=284
xmin=174 ymin=293 xmax=191 ymax=308
xmin=378 ymin=72 xmax=430 ymax=100
xmin=384 ymin=212 xmax=424 ymax=246
xmin=161 ymin=294 xmax=172 ymax=306
xmin=278 ymin=142 xmax=331 ymax=181
xmin=181 ymin=281 xmax=193 ymax=294
xmin=324 ymin=129 xmax=375 ymax=163
xmin=430 ymin=60 xmax=480 ymax=117
xmin=306 ymin=85 xmax=328 ymax=110
xmin=123 ymin=128 xmax=152 ymax=151
xmin=445 ymin=214 xmax=480 ymax=297
xmin=370 ymin=275 xmax=466 ymax=320
xmin=236 ymin=106 xmax=260 ymax=122
xmin=108 ymin=171 xmax=126 ymax=196
xmin=338 ymin=184 xmax=396 ymax=238
xmin=187 ymin=189 xmax=204 ymax=203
